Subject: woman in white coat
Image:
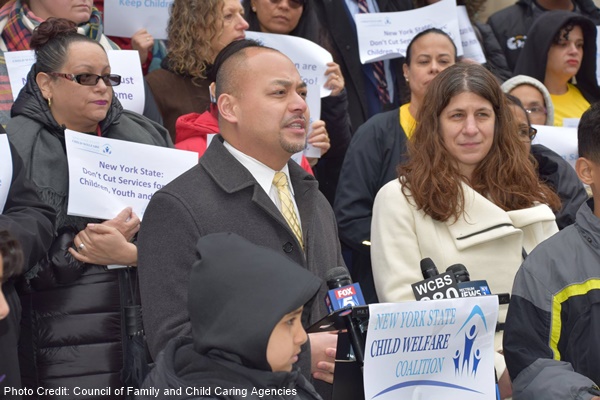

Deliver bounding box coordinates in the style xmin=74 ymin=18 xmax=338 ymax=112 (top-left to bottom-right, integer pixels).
xmin=370 ymin=63 xmax=561 ymax=399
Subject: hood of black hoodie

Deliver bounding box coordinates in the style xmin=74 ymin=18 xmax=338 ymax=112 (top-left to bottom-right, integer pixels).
xmin=188 ymin=232 xmax=322 ymax=373
xmin=11 ymin=64 xmax=124 ymax=136
xmin=514 ymin=10 xmax=600 ymax=102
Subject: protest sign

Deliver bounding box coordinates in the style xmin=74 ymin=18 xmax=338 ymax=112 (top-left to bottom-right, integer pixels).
xmin=0 ymin=135 xmax=13 ymax=213
xmin=103 ymin=0 xmax=171 ymax=40
xmin=4 ymin=50 xmax=36 ymax=101
xmin=107 ymin=50 xmax=145 ymax=114
xmin=65 ymin=130 xmax=197 ymax=220
xmin=355 ymin=0 xmax=463 ymax=64
xmin=457 ymin=6 xmax=486 ymax=64
xmin=532 ymin=124 xmax=578 ymax=169
xmin=364 ymin=296 xmax=498 ymax=399
xmin=4 ymin=50 xmax=145 ymax=114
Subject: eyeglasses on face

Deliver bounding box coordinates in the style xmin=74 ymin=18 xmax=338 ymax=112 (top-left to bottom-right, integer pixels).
xmin=525 ymin=106 xmax=547 ymax=116
xmin=48 ymin=72 xmax=122 ymax=87
xmin=268 ymin=0 xmax=305 ymax=9
xmin=518 ymin=126 xmax=537 ymax=141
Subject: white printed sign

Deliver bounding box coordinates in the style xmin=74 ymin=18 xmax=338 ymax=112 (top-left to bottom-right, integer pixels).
xmin=65 ymin=130 xmax=197 ymax=220
xmin=4 ymin=50 xmax=36 ymax=101
xmin=103 ymin=0 xmax=171 ymax=40
xmin=596 ymin=26 xmax=600 ymax=85
xmin=246 ymin=31 xmax=331 ymax=158
xmin=355 ymin=0 xmax=464 ymax=64
xmin=107 ymin=50 xmax=145 ymax=114
xmin=0 ymin=135 xmax=13 ymax=213
xmin=532 ymin=124 xmax=578 ymax=169
xmin=364 ymin=297 xmax=498 ymax=400
xmin=457 ymin=6 xmax=486 ymax=64
xmin=5 ymin=50 xmax=145 ymax=114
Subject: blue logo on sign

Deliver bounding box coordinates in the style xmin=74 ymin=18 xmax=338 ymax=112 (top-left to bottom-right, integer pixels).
xmin=102 ymin=144 xmax=112 ymax=155
xmin=453 ymin=305 xmax=488 ymax=377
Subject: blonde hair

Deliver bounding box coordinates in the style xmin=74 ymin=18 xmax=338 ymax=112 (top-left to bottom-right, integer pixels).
xmin=167 ymin=0 xmax=223 ymax=84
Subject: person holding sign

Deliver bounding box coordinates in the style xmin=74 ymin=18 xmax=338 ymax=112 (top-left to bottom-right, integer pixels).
xmin=334 ymin=28 xmax=456 ymax=303
xmin=93 ymin=0 xmax=167 ymax=75
xmin=514 ymin=11 xmax=600 ymax=126
xmin=243 ymin=0 xmax=351 ymax=205
xmin=0 ymin=0 xmax=164 ymax=126
xmin=146 ymin=0 xmax=250 ymax=141
xmin=370 ymin=63 xmax=561 ymax=398
xmin=413 ymin=0 xmax=512 ymax=82
xmin=6 ymin=18 xmax=171 ymax=397
xmin=503 ymin=102 xmax=600 ymax=400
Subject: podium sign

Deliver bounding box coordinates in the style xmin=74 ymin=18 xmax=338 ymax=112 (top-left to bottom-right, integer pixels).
xmin=364 ymin=297 xmax=499 ymax=399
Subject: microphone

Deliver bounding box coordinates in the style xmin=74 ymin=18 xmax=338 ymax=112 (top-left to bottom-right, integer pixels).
xmin=411 ymin=258 xmax=459 ymax=301
xmin=324 ymin=267 xmax=366 ymax=313
xmin=420 ymin=257 xmax=439 ymax=279
xmin=446 ymin=264 xmax=492 ymax=297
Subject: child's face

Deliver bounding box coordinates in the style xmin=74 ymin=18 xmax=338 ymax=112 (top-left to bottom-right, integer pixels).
xmin=266 ymin=306 xmax=307 ymax=372
xmin=0 ymin=258 xmax=8 ymax=320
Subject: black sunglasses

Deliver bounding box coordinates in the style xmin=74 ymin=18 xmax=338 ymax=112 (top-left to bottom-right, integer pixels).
xmin=48 ymin=72 xmax=122 ymax=87
xmin=268 ymin=0 xmax=305 ymax=9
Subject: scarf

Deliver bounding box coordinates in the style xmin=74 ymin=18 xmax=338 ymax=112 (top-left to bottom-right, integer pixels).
xmin=0 ymin=0 xmax=118 ymax=52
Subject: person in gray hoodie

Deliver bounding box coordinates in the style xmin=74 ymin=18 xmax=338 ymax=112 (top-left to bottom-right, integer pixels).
xmin=138 ymin=232 xmax=324 ymax=400
xmin=503 ymin=76 xmax=588 ymax=229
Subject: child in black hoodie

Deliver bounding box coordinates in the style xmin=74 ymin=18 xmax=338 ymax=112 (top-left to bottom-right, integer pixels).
xmin=137 ymin=232 xmax=323 ymax=400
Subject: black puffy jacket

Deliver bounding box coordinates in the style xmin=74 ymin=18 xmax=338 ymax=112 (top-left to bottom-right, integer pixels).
xmin=8 ymin=66 xmax=171 ymax=399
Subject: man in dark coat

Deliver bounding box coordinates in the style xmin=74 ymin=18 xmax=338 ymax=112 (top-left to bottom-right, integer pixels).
xmin=137 ymin=40 xmax=345 ymax=398
xmin=312 ymin=0 xmax=413 ymax=131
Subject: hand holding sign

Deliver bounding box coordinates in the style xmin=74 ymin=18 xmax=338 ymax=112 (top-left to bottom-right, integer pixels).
xmin=130 ymin=28 xmax=155 ymax=65
xmin=69 ymin=221 xmax=138 ymax=266
xmin=324 ymin=62 xmax=345 ymax=97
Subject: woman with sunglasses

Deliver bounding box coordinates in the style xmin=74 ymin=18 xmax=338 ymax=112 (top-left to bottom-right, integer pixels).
xmin=6 ymin=18 xmax=171 ymax=397
xmin=505 ymin=93 xmax=588 ymax=230
xmin=0 ymin=0 xmax=164 ymax=127
xmin=243 ymin=0 xmax=351 ymax=206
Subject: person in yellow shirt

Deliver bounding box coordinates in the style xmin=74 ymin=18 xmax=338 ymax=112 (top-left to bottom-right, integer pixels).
xmin=514 ymin=11 xmax=600 ymax=126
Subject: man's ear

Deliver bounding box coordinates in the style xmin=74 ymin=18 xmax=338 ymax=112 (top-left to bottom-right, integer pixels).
xmin=36 ymin=72 xmax=53 ymax=101
xmin=217 ymin=94 xmax=238 ymax=124
xmin=576 ymin=157 xmax=594 ymax=185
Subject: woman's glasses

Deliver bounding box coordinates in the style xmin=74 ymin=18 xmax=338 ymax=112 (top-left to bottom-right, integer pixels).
xmin=525 ymin=106 xmax=547 ymax=117
xmin=518 ymin=125 xmax=537 ymax=142
xmin=48 ymin=72 xmax=122 ymax=87
xmin=268 ymin=0 xmax=305 ymax=9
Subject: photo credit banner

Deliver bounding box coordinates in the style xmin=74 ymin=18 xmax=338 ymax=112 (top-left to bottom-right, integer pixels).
xmin=0 ymin=134 xmax=13 ymax=213
xmin=355 ymin=0 xmax=463 ymax=64
xmin=364 ymin=296 xmax=499 ymax=400
xmin=103 ymin=0 xmax=171 ymax=40
xmin=65 ymin=130 xmax=197 ymax=220
xmin=5 ymin=50 xmax=145 ymax=115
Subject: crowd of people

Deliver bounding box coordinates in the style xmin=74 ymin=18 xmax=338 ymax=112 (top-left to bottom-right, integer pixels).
xmin=1 ymin=0 xmax=600 ymax=399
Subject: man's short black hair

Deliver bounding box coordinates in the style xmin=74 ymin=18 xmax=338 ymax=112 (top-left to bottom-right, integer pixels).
xmin=212 ymin=39 xmax=278 ymax=99
xmin=578 ymin=102 xmax=600 ymax=163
